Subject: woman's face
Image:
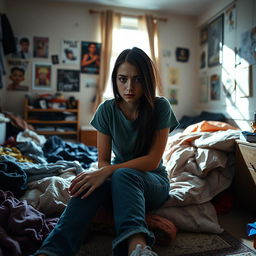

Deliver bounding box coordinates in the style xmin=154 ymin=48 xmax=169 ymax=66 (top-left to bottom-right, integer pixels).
xmin=116 ymin=61 xmax=144 ymax=105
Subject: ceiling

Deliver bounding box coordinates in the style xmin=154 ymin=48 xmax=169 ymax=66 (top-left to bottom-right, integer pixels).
xmin=47 ymin=0 xmax=214 ymax=16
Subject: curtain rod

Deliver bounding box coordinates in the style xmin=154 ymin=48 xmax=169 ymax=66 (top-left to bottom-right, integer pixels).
xmin=89 ymin=9 xmax=167 ymax=22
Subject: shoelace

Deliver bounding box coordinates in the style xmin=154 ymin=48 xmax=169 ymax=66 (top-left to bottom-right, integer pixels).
xmin=130 ymin=244 xmax=158 ymax=256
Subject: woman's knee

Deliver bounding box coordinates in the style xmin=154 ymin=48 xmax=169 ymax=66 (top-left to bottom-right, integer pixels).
xmin=112 ymin=168 xmax=140 ymax=182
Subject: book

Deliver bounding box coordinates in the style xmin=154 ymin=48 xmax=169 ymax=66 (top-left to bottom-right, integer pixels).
xmin=240 ymin=131 xmax=256 ymax=143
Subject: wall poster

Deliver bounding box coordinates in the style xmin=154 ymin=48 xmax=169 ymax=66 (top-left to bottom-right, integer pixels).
xmin=208 ymin=14 xmax=224 ymax=67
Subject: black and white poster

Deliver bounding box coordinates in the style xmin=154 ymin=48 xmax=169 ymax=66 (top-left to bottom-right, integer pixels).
xmin=57 ymin=69 xmax=80 ymax=92
xmin=61 ymin=40 xmax=80 ymax=65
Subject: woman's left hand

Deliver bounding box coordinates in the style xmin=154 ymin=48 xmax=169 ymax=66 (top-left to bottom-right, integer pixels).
xmin=68 ymin=167 xmax=110 ymax=199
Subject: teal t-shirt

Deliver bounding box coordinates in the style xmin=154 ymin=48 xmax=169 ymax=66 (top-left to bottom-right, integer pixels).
xmin=90 ymin=97 xmax=179 ymax=174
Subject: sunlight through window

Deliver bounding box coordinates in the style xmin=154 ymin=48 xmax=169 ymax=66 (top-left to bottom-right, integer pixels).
xmin=103 ymin=16 xmax=151 ymax=99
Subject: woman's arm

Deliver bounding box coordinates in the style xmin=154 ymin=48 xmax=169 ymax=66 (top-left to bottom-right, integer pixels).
xmin=69 ymin=128 xmax=169 ymax=198
xmin=99 ymin=128 xmax=170 ymax=177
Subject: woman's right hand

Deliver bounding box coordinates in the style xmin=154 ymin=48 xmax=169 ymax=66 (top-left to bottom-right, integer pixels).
xmin=68 ymin=167 xmax=111 ymax=199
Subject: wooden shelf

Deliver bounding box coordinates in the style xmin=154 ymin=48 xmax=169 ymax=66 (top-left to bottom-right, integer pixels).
xmin=24 ymin=98 xmax=80 ymax=141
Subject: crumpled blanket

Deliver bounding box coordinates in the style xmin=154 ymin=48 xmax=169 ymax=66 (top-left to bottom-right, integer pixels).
xmin=0 ymin=190 xmax=58 ymax=256
xmin=152 ymin=128 xmax=240 ymax=233
xmin=43 ymin=136 xmax=98 ymax=169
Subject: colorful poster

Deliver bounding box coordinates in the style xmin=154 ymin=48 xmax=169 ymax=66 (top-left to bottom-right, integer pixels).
xmin=12 ymin=36 xmax=32 ymax=59
xmin=81 ymin=41 xmax=101 ymax=74
xmin=168 ymin=88 xmax=178 ymax=105
xmin=61 ymin=40 xmax=79 ymax=65
xmin=210 ymin=74 xmax=221 ymax=100
xmin=57 ymin=69 xmax=80 ymax=92
xmin=7 ymin=59 xmax=29 ymax=91
xmin=32 ymin=63 xmax=52 ymax=90
xmin=33 ymin=37 xmax=49 ymax=58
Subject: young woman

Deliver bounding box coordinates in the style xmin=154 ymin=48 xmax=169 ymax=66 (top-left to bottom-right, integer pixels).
xmin=35 ymin=47 xmax=178 ymax=256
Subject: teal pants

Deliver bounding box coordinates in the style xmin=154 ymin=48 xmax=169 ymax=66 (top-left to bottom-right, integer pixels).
xmin=34 ymin=168 xmax=170 ymax=256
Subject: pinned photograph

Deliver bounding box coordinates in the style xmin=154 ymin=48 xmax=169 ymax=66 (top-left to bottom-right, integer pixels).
xmin=210 ymin=73 xmax=221 ymax=100
xmin=32 ymin=63 xmax=52 ymax=90
xmin=33 ymin=37 xmax=49 ymax=58
xmin=81 ymin=41 xmax=101 ymax=74
xmin=169 ymin=67 xmax=179 ymax=85
xmin=12 ymin=36 xmax=32 ymax=59
xmin=199 ymin=73 xmax=208 ymax=103
xmin=57 ymin=69 xmax=80 ymax=92
xmin=168 ymin=88 xmax=178 ymax=105
xmin=61 ymin=40 xmax=79 ymax=65
xmin=7 ymin=59 xmax=29 ymax=91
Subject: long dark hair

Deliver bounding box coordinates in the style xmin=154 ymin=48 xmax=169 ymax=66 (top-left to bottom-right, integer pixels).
xmin=112 ymin=47 xmax=159 ymax=157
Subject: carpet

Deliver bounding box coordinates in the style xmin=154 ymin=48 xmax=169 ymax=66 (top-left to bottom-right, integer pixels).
xmin=76 ymin=231 xmax=256 ymax=256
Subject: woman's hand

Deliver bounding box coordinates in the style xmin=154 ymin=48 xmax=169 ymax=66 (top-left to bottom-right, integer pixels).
xmin=68 ymin=167 xmax=111 ymax=199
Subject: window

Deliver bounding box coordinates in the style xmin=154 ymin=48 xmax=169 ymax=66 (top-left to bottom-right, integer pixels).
xmin=103 ymin=16 xmax=151 ymax=99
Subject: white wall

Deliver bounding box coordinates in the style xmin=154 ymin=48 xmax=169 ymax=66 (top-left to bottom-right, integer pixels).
xmin=158 ymin=13 xmax=197 ymax=120
xmin=196 ymin=0 xmax=256 ymax=130
xmin=0 ymin=0 xmax=197 ymax=125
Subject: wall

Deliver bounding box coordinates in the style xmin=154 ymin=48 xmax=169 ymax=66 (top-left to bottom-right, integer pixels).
xmin=0 ymin=0 xmax=6 ymax=111
xmin=196 ymin=0 xmax=256 ymax=130
xmin=0 ymin=0 xmax=198 ymax=126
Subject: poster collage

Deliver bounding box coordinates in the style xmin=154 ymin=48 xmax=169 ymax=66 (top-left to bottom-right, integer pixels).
xmin=199 ymin=3 xmax=256 ymax=103
xmin=4 ymin=36 xmax=101 ymax=92
xmin=162 ymin=47 xmax=190 ymax=106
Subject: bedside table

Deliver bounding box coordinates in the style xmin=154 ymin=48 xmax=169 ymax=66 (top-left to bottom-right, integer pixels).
xmin=80 ymin=126 xmax=97 ymax=147
xmin=234 ymin=140 xmax=256 ymax=213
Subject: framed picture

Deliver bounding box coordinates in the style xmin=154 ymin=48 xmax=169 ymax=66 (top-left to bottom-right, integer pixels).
xmin=57 ymin=69 xmax=80 ymax=92
xmin=175 ymin=47 xmax=189 ymax=62
xmin=32 ymin=63 xmax=52 ymax=90
xmin=208 ymin=14 xmax=224 ymax=67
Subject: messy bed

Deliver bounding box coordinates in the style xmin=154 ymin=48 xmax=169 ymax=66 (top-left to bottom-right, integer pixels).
xmin=0 ymin=111 xmax=241 ymax=255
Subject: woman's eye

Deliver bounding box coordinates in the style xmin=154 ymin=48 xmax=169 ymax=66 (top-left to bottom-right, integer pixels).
xmin=135 ymin=77 xmax=142 ymax=83
xmin=118 ymin=77 xmax=127 ymax=83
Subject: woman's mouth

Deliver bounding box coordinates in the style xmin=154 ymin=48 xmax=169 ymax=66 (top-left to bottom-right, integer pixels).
xmin=124 ymin=94 xmax=135 ymax=98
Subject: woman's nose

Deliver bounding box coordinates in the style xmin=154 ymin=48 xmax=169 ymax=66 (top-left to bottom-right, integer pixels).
xmin=125 ymin=80 xmax=134 ymax=91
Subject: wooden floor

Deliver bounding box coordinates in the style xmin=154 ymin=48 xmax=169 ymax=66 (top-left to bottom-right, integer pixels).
xmin=218 ymin=203 xmax=256 ymax=252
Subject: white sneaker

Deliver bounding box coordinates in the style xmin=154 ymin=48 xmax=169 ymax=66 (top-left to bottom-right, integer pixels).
xmin=130 ymin=244 xmax=158 ymax=256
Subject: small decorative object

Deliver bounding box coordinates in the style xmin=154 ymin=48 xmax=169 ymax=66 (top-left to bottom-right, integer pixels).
xmin=51 ymin=55 xmax=59 ymax=65
xmin=208 ymin=14 xmax=224 ymax=67
xmin=175 ymin=47 xmax=189 ymax=62
xmin=247 ymin=222 xmax=256 ymax=248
